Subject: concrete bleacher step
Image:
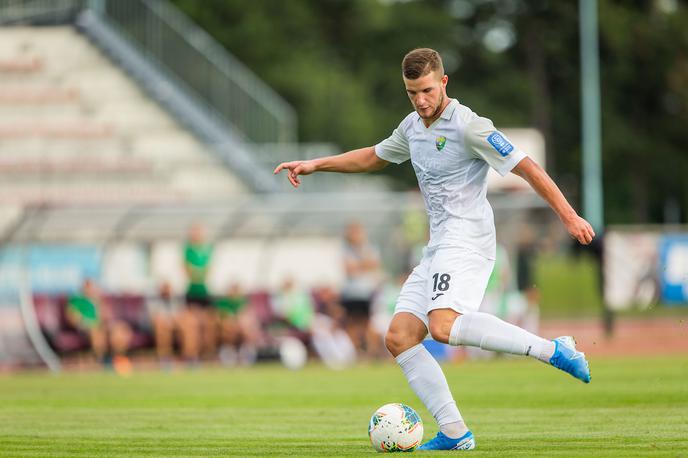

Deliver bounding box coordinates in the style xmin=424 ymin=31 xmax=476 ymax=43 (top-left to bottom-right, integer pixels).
xmin=168 ymin=166 xmax=245 ymax=195
xmin=131 ymin=133 xmax=214 ymax=160
xmin=0 ymin=85 xmax=80 ymax=104
xmin=0 ymin=104 xmax=87 ymax=118
xmin=0 ymin=172 xmax=164 ymax=186
xmin=63 ymin=73 xmax=145 ymax=101
xmin=0 ymin=57 xmax=44 ymax=74
xmin=0 ymin=186 xmax=183 ymax=205
xmin=0 ymin=122 xmax=116 ymax=141
xmin=0 ymin=157 xmax=153 ymax=177
xmin=0 ymin=146 xmax=131 ymax=159
xmin=93 ymin=104 xmax=178 ymax=131
xmin=0 ymin=26 xmax=246 ymax=204
xmin=0 ymin=141 xmax=126 ymax=159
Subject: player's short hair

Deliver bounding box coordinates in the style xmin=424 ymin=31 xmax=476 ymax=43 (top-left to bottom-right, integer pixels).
xmin=402 ymin=48 xmax=444 ymax=79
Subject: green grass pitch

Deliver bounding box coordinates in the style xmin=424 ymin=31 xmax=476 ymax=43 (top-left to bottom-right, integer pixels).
xmin=0 ymin=356 xmax=686 ymax=456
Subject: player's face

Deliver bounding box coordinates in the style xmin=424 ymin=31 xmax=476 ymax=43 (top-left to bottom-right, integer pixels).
xmin=403 ymin=70 xmax=448 ymax=122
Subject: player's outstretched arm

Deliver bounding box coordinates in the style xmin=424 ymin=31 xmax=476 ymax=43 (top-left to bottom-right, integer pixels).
xmin=512 ymin=157 xmax=595 ymax=245
xmin=273 ymin=146 xmax=389 ymax=188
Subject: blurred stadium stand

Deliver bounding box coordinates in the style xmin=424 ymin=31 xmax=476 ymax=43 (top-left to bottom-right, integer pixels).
xmin=0 ymin=0 xmax=547 ymax=370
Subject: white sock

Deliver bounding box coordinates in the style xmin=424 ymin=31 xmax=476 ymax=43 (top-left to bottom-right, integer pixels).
xmin=448 ymin=312 xmax=555 ymax=363
xmin=440 ymin=420 xmax=469 ymax=439
xmin=395 ymin=343 xmax=468 ymax=437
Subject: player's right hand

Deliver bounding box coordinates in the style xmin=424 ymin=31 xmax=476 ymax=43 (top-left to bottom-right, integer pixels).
xmin=273 ymin=160 xmax=316 ymax=188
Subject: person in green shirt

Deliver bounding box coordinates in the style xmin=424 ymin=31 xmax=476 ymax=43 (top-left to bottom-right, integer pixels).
xmin=214 ymin=283 xmax=248 ymax=317
xmin=67 ymin=294 xmax=100 ymax=330
xmin=184 ymin=223 xmax=213 ymax=307
xmin=66 ymin=279 xmax=132 ymax=372
xmin=272 ymin=278 xmax=315 ymax=332
xmin=214 ymin=282 xmax=263 ymax=365
xmin=183 ymin=223 xmax=215 ymax=359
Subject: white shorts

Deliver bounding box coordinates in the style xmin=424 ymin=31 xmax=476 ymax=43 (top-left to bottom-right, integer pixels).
xmin=394 ymin=247 xmax=495 ymax=328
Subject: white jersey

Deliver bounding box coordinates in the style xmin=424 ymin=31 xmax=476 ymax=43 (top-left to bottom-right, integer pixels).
xmin=375 ymin=99 xmax=526 ymax=260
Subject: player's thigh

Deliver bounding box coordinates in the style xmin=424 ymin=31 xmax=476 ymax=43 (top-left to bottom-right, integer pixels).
xmin=393 ymin=256 xmax=432 ymax=327
xmin=426 ymin=248 xmax=495 ymax=315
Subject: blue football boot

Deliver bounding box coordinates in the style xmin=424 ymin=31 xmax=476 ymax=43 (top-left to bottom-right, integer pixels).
xmin=550 ymin=336 xmax=591 ymax=383
xmin=418 ymin=430 xmax=475 ymax=451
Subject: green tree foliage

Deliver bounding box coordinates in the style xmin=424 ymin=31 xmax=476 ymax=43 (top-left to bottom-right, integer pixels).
xmin=173 ymin=0 xmax=688 ymax=224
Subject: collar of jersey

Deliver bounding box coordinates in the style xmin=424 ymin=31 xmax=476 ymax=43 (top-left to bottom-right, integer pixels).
xmin=417 ymin=98 xmax=459 ymax=125
xmin=440 ymin=98 xmax=459 ymax=120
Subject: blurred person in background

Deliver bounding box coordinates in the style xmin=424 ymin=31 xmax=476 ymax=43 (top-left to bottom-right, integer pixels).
xmin=311 ymin=285 xmax=356 ymax=369
xmin=340 ymin=221 xmax=383 ymax=359
xmin=270 ymin=277 xmax=315 ymax=370
xmin=271 ymin=277 xmax=314 ymax=338
xmin=401 ymin=207 xmax=429 ymax=272
xmin=369 ymin=272 xmax=408 ymax=361
xmin=272 ymin=279 xmax=356 ymax=369
xmin=214 ymin=282 xmax=260 ymax=366
xmin=312 ymin=285 xmax=346 ymax=327
xmin=275 ymin=48 xmax=595 ymax=450
xmin=183 ymin=223 xmax=216 ymax=360
xmin=468 ymin=243 xmax=511 ymax=360
xmin=515 ymin=223 xmax=541 ymax=336
xmin=66 ymin=278 xmax=132 ymax=374
xmin=146 ymin=280 xmax=200 ymax=369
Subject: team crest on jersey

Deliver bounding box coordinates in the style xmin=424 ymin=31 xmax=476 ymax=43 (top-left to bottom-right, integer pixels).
xmin=487 ymin=131 xmax=514 ymax=157
xmin=435 ymin=136 xmax=447 ymax=151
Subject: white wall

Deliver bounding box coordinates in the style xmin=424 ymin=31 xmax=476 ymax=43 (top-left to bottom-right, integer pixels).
xmin=99 ymin=237 xmax=345 ymax=295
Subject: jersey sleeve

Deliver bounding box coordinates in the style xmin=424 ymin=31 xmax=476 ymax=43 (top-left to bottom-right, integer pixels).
xmin=464 ymin=117 xmax=526 ymax=176
xmin=375 ymin=122 xmax=410 ymax=164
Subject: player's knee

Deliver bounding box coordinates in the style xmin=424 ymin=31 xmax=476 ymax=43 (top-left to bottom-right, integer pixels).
xmin=385 ymin=329 xmax=420 ymax=358
xmin=383 ymin=330 xmax=401 ymax=356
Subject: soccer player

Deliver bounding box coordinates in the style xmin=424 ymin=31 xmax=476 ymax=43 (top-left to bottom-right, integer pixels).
xmin=274 ymin=48 xmax=593 ymax=451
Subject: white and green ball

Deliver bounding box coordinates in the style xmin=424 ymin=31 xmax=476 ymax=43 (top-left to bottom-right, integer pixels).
xmin=368 ymin=403 xmax=423 ymax=452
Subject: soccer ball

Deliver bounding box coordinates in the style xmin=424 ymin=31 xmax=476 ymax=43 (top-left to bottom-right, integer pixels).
xmin=368 ymin=403 xmax=423 ymax=452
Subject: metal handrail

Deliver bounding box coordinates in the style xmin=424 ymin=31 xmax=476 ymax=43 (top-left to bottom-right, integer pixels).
xmin=99 ymin=0 xmax=297 ymax=144
xmin=0 ymin=0 xmax=297 ymax=144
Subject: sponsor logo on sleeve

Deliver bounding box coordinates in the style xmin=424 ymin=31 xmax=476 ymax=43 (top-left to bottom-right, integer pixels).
xmin=487 ymin=131 xmax=514 ymax=157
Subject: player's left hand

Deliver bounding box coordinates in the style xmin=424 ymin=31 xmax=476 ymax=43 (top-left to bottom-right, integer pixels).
xmin=564 ymin=215 xmax=595 ymax=245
